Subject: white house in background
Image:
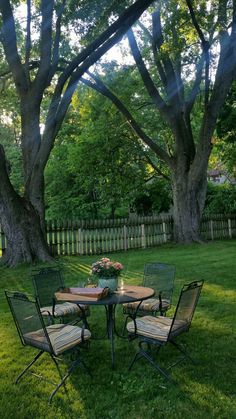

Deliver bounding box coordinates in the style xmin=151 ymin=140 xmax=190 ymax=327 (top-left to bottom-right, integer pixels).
xmin=207 ymin=169 xmax=236 ymax=185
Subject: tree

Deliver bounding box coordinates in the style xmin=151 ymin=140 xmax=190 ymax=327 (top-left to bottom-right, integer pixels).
xmin=216 ymin=81 xmax=236 ymax=176
xmin=204 ymin=183 xmax=236 ymax=215
xmin=0 ymin=0 xmax=154 ymax=266
xmin=82 ymin=0 xmax=236 ymax=242
xmin=132 ymin=177 xmax=171 ymax=215
xmin=45 ymin=85 xmax=151 ymax=219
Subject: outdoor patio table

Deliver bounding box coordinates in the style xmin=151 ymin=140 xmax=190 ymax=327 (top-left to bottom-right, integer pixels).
xmin=55 ymin=285 xmax=154 ymax=369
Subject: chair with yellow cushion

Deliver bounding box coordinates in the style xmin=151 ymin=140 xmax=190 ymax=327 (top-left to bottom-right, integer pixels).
xmin=126 ymin=280 xmax=204 ymax=381
xmin=123 ymin=262 xmax=175 ymax=327
xmin=32 ymin=266 xmax=90 ymax=327
xmin=5 ymin=290 xmax=91 ymax=403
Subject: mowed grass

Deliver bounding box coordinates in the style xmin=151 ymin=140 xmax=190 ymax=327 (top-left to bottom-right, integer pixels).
xmin=0 ymin=240 xmax=236 ymax=419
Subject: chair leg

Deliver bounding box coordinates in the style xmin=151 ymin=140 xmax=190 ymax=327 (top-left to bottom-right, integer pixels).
xmin=139 ymin=348 xmax=172 ymax=382
xmin=170 ymin=340 xmax=197 ymax=365
xmin=82 ymin=317 xmax=90 ymax=330
xmin=122 ymin=318 xmax=127 ymax=336
xmin=78 ymin=305 xmax=90 ymax=330
xmin=15 ymin=350 xmax=44 ymax=384
xmin=50 ymin=354 xmax=68 ymax=398
xmin=49 ymin=354 xmax=91 ymax=403
xmin=129 ymin=341 xmax=172 ymax=382
xmin=128 ymin=351 xmax=144 ymax=371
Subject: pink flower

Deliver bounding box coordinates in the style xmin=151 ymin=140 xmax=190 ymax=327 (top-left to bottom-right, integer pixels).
xmin=91 ymin=257 xmax=124 ymax=278
xmin=113 ymin=262 xmax=123 ymax=270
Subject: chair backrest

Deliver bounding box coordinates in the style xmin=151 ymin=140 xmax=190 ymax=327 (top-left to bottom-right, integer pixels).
xmin=169 ymin=280 xmax=204 ymax=337
xmin=32 ymin=267 xmax=64 ymax=307
xmin=143 ymin=262 xmax=175 ymax=302
xmin=5 ymin=290 xmax=53 ymax=352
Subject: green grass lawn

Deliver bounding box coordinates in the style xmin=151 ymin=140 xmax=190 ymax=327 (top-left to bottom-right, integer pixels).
xmin=0 ymin=240 xmax=236 ymax=418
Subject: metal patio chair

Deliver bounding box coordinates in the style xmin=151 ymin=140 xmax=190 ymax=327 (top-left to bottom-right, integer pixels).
xmin=5 ymin=290 xmax=91 ymax=403
xmin=123 ymin=263 xmax=175 ymax=332
xmin=126 ymin=280 xmax=204 ymax=381
xmin=31 ymin=266 xmax=90 ymax=327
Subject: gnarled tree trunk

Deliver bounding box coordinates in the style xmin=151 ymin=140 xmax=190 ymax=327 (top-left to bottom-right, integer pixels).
xmin=0 ymin=146 xmax=52 ymax=266
xmin=171 ymin=169 xmax=207 ymax=243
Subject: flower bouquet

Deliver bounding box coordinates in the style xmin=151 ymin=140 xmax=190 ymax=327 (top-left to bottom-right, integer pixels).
xmin=91 ymin=257 xmax=123 ymax=292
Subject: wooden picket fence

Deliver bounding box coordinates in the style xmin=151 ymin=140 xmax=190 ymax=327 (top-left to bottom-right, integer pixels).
xmin=1 ymin=214 xmax=236 ymax=257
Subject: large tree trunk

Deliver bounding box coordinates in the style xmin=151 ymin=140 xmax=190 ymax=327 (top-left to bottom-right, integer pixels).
xmin=0 ymin=145 xmax=52 ymax=267
xmin=0 ymin=198 xmax=53 ymax=267
xmin=171 ymin=163 xmax=208 ymax=243
xmin=21 ymin=95 xmax=47 ymax=232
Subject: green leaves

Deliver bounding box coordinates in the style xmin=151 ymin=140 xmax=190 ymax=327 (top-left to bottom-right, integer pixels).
xmin=45 ymin=82 xmax=162 ymax=219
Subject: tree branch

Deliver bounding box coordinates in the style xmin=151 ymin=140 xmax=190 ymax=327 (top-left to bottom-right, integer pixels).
xmin=127 ymin=28 xmax=171 ymax=121
xmin=25 ymin=0 xmax=32 ymax=80
xmin=34 ymin=0 xmax=54 ymax=86
xmin=46 ymin=0 xmax=156 ymax=143
xmin=151 ymin=12 xmax=167 ymax=89
xmin=51 ymin=0 xmax=66 ymax=72
xmin=195 ymin=3 xmax=236 ymax=167
xmin=0 ymin=0 xmax=28 ymax=92
xmin=39 ymin=0 xmax=156 ymax=170
xmin=170 ymin=10 xmax=185 ymax=102
xmin=152 ymin=10 xmax=182 ymax=107
xmin=143 ymin=152 xmax=170 ymax=180
xmin=137 ymin=16 xmax=169 ymax=89
xmin=185 ymin=53 xmax=204 ymax=113
xmin=186 ymin=0 xmax=210 ymax=106
xmin=55 ymin=0 xmax=156 ymax=96
xmin=232 ymin=0 xmax=236 ymax=50
xmin=81 ymin=72 xmax=173 ymax=168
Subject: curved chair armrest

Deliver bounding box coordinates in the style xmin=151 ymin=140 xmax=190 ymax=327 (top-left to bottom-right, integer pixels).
xmin=40 ymin=310 xmax=54 ymax=325
xmin=52 ymin=297 xmax=56 ymax=317
xmin=159 ymin=291 xmax=163 ymax=313
xmin=81 ymin=323 xmax=85 ymax=343
xmin=80 ymin=324 xmax=90 ymax=348
xmin=126 ymin=314 xmax=138 ymax=340
xmin=132 ymin=300 xmax=143 ymax=317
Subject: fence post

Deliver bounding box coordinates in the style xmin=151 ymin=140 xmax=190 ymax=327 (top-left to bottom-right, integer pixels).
xmin=141 ymin=224 xmax=146 ymax=248
xmin=58 ymin=220 xmax=63 ymax=255
xmin=228 ymin=218 xmax=232 ymax=239
xmin=123 ymin=225 xmax=128 ymax=251
xmin=53 ymin=220 xmax=58 ymax=256
xmin=0 ymin=224 xmax=6 ymax=255
xmin=47 ymin=220 xmax=53 ymax=255
xmin=210 ymin=220 xmax=214 ymax=240
xmin=68 ymin=220 xmax=73 ymax=256
xmin=162 ymin=221 xmax=167 ymax=243
xmin=78 ymin=228 xmax=83 ymax=255
xmin=51 ymin=220 xmax=58 ymax=256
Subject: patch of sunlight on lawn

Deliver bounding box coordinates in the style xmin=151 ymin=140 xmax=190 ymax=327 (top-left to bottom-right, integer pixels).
xmin=204 ymin=283 xmax=236 ymax=301
xmin=186 ymin=379 xmax=235 ymax=415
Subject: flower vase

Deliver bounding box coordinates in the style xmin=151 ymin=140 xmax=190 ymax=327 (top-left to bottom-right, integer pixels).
xmin=98 ymin=277 xmax=118 ymax=293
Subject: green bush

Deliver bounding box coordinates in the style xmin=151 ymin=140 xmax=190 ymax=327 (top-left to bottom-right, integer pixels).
xmin=204 ymin=183 xmax=236 ymax=215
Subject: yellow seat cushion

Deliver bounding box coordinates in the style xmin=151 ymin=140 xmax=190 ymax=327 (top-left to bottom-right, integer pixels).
xmin=24 ymin=324 xmax=91 ymax=355
xmin=127 ymin=316 xmax=188 ymax=341
xmin=123 ymin=298 xmax=170 ymax=314
xmin=41 ymin=302 xmax=89 ymax=318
